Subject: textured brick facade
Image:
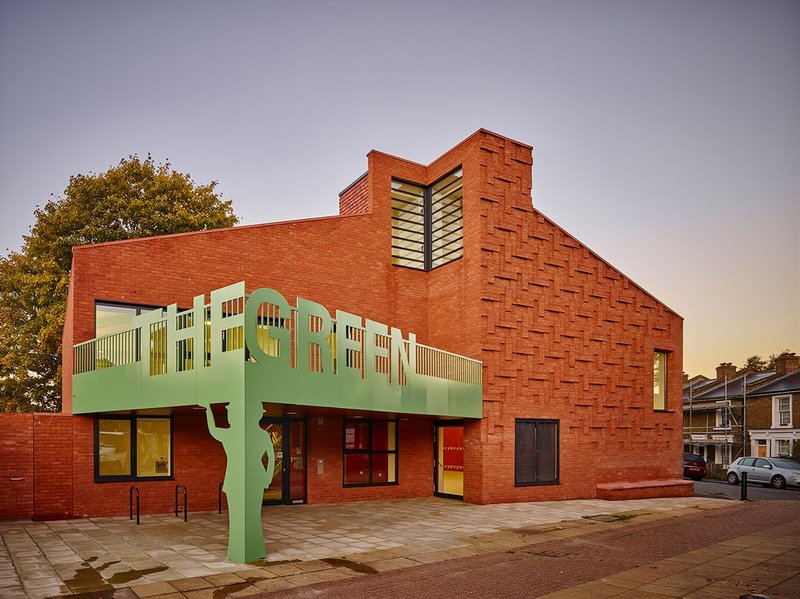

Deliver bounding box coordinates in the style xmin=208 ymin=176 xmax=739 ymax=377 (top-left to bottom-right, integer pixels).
xmin=31 ymin=129 xmax=687 ymax=521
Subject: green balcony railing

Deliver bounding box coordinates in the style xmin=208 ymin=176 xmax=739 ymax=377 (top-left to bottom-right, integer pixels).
xmin=74 ymin=309 xmax=481 ymax=387
xmin=73 ymin=282 xmax=482 ymax=418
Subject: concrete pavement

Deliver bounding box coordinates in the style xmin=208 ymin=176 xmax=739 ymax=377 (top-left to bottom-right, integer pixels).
xmin=2 ymin=495 xmax=797 ymax=598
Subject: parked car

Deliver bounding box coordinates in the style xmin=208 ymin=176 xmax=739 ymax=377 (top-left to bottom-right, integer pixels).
xmin=683 ymin=452 xmax=708 ymax=481
xmin=726 ymin=457 xmax=800 ymax=489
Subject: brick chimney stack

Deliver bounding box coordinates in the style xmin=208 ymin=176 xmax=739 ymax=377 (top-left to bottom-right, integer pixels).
xmin=716 ymin=362 xmax=737 ymax=381
xmin=775 ymin=352 xmax=800 ymax=376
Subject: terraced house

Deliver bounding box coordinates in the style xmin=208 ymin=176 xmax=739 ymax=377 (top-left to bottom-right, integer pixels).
xmin=683 ymin=353 xmax=800 ymax=475
xmin=0 ymin=130 xmax=688 ymax=562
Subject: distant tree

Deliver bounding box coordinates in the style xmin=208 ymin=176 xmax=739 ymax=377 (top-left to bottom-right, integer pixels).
xmin=766 ymin=349 xmax=794 ymax=371
xmin=743 ymin=355 xmax=768 ymax=371
xmin=0 ymin=155 xmax=238 ymax=412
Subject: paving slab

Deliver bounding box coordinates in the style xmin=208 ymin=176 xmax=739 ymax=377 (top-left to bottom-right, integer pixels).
xmin=0 ymin=496 xmax=734 ymax=598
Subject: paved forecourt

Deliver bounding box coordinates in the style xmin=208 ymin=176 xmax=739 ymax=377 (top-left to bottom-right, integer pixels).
xmin=0 ymin=496 xmax=730 ymax=598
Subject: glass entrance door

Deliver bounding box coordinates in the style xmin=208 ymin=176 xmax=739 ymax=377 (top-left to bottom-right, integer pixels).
xmin=261 ymin=418 xmax=306 ymax=505
xmin=435 ymin=423 xmax=464 ymax=498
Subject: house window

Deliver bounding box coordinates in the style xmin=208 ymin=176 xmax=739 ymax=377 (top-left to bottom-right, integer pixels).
xmin=343 ymin=420 xmax=397 ymax=486
xmin=715 ymin=404 xmax=731 ymax=429
xmin=95 ymin=416 xmax=173 ymax=481
xmin=430 ymin=169 xmax=464 ymax=269
xmin=773 ymin=395 xmax=792 ymax=428
xmin=515 ymin=419 xmax=559 ymax=486
xmin=391 ymin=180 xmax=426 ymax=269
xmin=653 ymin=351 xmax=668 ymax=410
xmin=391 ymin=167 xmax=463 ymax=271
xmin=776 ymin=439 xmax=791 ymax=457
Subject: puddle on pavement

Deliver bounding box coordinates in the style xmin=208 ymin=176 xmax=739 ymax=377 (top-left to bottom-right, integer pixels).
xmin=106 ymin=565 xmax=169 ymax=584
xmin=583 ymin=514 xmax=620 ymax=522
xmin=322 ymin=557 xmax=378 ymax=575
xmin=62 ymin=554 xmax=168 ymax=591
xmin=213 ymin=582 xmax=251 ymax=598
xmin=512 ymin=525 xmax=565 ymax=536
xmin=255 ymin=558 xmax=300 ymax=566
xmin=518 ymin=548 xmax=571 ymax=558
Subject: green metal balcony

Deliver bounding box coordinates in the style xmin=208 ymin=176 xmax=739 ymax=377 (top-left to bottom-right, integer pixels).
xmin=72 ymin=282 xmax=483 ymax=418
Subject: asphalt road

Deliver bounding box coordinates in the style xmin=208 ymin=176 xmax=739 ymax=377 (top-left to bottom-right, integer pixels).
xmin=262 ymin=500 xmax=800 ymax=598
xmin=693 ymin=477 xmax=800 ymax=501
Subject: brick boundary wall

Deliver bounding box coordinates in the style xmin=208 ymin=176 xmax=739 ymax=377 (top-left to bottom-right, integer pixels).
xmin=0 ymin=413 xmax=35 ymax=519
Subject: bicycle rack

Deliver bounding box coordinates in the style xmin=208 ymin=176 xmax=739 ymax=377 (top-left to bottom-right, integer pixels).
xmin=175 ymin=484 xmax=188 ymax=522
xmin=129 ymin=486 xmax=140 ymax=525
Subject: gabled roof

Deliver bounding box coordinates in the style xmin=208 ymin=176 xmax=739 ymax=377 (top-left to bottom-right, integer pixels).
xmin=683 ymin=377 xmax=715 ymax=399
xmin=746 ymin=370 xmax=800 ymax=397
xmin=690 ymin=371 xmax=775 ymax=401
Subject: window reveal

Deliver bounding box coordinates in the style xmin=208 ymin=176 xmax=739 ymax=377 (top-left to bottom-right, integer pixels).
xmin=515 ymin=419 xmax=559 ymax=486
xmin=95 ymin=416 xmax=172 ymax=481
xmin=653 ymin=351 xmax=668 ymax=410
xmin=343 ymin=419 xmax=397 ymax=486
xmin=391 ymin=168 xmax=463 ymax=271
xmin=776 ymin=396 xmax=791 ymax=427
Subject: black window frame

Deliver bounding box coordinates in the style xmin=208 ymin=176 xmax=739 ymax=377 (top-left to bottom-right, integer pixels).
xmin=342 ymin=419 xmax=399 ymax=487
xmin=514 ymin=419 xmax=559 ymax=487
xmin=94 ymin=415 xmax=174 ymax=483
xmin=653 ymin=350 xmax=670 ymax=412
xmin=391 ymin=166 xmax=463 ymax=271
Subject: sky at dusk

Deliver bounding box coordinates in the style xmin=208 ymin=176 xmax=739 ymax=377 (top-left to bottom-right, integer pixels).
xmin=1 ymin=0 xmax=798 ymax=378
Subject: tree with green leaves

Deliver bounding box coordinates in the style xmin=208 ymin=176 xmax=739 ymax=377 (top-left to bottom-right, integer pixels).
xmin=767 ymin=350 xmax=793 ymax=371
xmin=743 ymin=355 xmax=768 ymax=371
xmin=0 ymin=155 xmax=238 ymax=412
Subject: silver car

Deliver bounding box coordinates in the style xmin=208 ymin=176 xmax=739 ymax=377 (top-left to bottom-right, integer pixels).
xmin=726 ymin=456 xmax=800 ymax=489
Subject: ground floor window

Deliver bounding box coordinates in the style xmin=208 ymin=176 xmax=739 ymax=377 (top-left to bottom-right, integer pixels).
xmin=515 ymin=419 xmax=559 ymax=486
xmin=776 ymin=439 xmax=791 ymax=457
xmin=343 ymin=419 xmax=397 ymax=486
xmin=95 ymin=415 xmax=173 ymax=481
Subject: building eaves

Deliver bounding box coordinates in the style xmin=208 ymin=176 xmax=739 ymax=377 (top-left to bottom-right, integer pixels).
xmin=689 ymin=371 xmax=775 ymax=401
xmin=746 ymin=370 xmax=800 ymax=397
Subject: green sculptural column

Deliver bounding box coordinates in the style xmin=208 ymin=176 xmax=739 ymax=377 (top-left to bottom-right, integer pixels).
xmin=205 ymin=399 xmax=274 ymax=563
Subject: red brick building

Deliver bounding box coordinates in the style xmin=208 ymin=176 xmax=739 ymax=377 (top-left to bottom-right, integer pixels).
xmin=1 ymin=130 xmax=689 ymax=523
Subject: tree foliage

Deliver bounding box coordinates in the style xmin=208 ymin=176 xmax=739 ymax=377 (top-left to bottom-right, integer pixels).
xmin=0 ymin=156 xmax=238 ymax=412
xmin=743 ymin=355 xmax=768 ymax=371
xmin=741 ymin=350 xmax=794 ymax=372
xmin=767 ymin=349 xmax=793 ymax=371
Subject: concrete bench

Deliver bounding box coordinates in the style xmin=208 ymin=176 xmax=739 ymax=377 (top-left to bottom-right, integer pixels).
xmin=596 ymin=478 xmax=693 ymax=500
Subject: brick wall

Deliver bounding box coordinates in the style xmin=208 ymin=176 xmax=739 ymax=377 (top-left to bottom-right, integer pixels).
xmin=338 ymin=173 xmax=370 ymax=215
xmin=33 ymin=413 xmax=74 ymax=519
xmin=0 ymin=412 xmax=228 ymax=521
xmin=71 ymin=413 xmax=227 ymax=518
xmin=0 ymin=413 xmax=34 ymax=519
xmin=467 ymin=134 xmax=685 ymax=503
xmin=57 ymin=129 xmax=688 ymax=510
xmin=306 ymin=416 xmax=432 ymax=504
xmin=747 ymin=391 xmax=800 ymax=431
xmin=747 ymin=397 xmax=773 ymax=430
